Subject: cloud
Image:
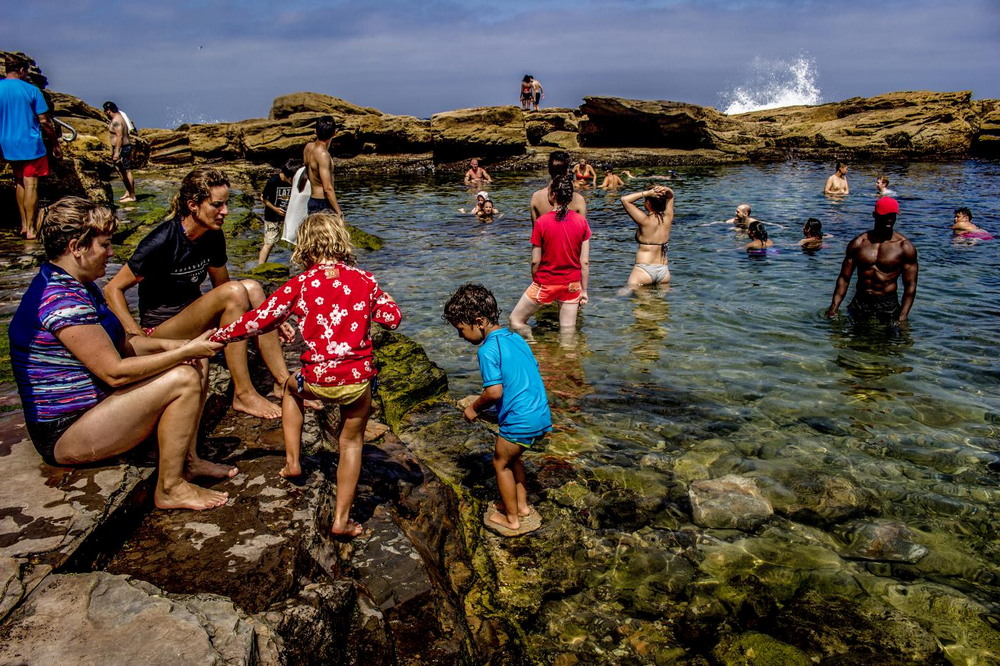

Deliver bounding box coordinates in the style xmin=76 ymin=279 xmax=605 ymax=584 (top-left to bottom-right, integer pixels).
xmin=4 ymin=0 xmax=997 ymax=128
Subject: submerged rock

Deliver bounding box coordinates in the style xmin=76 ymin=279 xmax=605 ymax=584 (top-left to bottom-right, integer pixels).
xmin=689 ymin=475 xmax=773 ymax=530
xmin=838 ymin=520 xmax=929 ymax=563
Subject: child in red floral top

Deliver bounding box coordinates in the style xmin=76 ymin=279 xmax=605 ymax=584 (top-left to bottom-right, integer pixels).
xmin=212 ymin=213 xmax=401 ymax=539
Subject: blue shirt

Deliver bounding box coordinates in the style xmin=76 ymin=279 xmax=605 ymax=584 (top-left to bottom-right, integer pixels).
xmin=477 ymin=328 xmax=552 ymax=439
xmin=9 ymin=263 xmax=125 ymax=423
xmin=0 ymin=78 xmax=48 ymax=161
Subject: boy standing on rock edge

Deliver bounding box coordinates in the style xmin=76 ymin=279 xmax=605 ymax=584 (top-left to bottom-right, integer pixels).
xmin=444 ymin=284 xmax=551 ymax=537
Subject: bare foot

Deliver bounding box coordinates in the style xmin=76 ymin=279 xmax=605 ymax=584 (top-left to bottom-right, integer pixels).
xmin=487 ymin=511 xmax=520 ymax=531
xmin=232 ymin=392 xmax=282 ymax=419
xmin=185 ymin=458 xmax=238 ymax=480
xmin=155 ymin=479 xmax=229 ymax=510
xmin=119 ymin=195 xmax=137 ymax=202
xmin=494 ymin=502 xmax=534 ymax=518
xmin=331 ymin=519 xmax=365 ymax=540
xmin=304 ymin=399 xmax=324 ymax=410
xmin=279 ymin=462 xmax=302 ymax=478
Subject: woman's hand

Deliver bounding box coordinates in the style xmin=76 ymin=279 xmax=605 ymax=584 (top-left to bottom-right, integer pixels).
xmin=181 ymin=329 xmax=225 ymax=360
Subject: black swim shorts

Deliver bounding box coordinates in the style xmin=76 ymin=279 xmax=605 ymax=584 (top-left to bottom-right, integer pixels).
xmin=24 ymin=409 xmax=88 ymax=466
xmin=847 ymin=292 xmax=900 ymax=323
xmin=115 ymin=144 xmax=132 ymax=170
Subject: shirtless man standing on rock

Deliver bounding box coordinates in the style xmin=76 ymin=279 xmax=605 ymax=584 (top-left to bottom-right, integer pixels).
xmin=824 ymin=161 xmax=850 ymax=196
xmin=826 ymin=197 xmax=918 ymax=324
xmin=303 ymin=116 xmax=343 ymax=217
xmin=530 ymin=151 xmax=586 ymax=224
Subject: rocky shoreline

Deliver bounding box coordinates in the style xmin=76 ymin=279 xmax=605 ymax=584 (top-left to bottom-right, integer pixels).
xmin=3 ymin=49 xmax=999 ymax=217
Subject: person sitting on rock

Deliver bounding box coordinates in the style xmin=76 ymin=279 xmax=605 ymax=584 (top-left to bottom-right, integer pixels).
xmin=211 ymin=212 xmax=401 ymax=540
xmin=445 ymin=283 xmax=551 ymax=536
xmin=9 ymin=196 xmax=233 ymax=510
xmin=104 ymin=166 xmax=293 ymax=420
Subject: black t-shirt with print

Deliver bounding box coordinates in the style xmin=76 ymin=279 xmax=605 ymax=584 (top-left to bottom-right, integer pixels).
xmin=126 ymin=218 xmax=228 ymax=328
xmin=262 ymin=174 xmax=291 ymax=222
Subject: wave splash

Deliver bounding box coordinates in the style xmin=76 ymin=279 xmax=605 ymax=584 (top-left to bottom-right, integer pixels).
xmin=722 ymin=56 xmax=821 ymax=114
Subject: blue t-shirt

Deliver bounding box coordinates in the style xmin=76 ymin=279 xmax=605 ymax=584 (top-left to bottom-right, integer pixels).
xmin=9 ymin=263 xmax=126 ymax=423
xmin=477 ymin=328 xmax=552 ymax=439
xmin=0 ymin=78 xmax=48 ymax=161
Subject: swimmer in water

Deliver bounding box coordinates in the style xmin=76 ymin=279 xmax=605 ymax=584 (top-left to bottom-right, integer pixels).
xmin=745 ymin=220 xmax=774 ymax=252
xmin=799 ymin=217 xmax=825 ymax=251
xmin=824 ymin=161 xmax=849 ymax=196
xmin=459 ymin=191 xmax=490 ymax=215
xmin=573 ymin=159 xmax=597 ymax=188
xmin=464 ymin=158 xmax=492 ymax=186
xmin=621 ymin=185 xmax=674 ymax=289
xmin=725 ymin=203 xmax=759 ymax=229
xmin=952 ymin=207 xmax=991 ymax=239
xmin=477 ymin=199 xmax=502 ymax=222
xmin=599 ymin=167 xmax=625 ymax=190
xmin=876 ymin=174 xmax=896 ymax=197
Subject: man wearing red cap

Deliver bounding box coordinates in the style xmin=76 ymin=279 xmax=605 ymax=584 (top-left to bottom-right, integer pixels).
xmin=826 ymin=197 xmax=918 ymax=323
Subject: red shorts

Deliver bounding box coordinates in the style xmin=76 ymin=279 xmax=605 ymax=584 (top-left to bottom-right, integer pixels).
xmin=12 ymin=155 xmax=49 ymax=179
xmin=525 ymin=281 xmax=582 ymax=305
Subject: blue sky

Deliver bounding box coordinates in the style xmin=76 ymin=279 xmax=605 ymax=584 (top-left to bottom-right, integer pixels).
xmin=4 ymin=0 xmax=998 ymax=129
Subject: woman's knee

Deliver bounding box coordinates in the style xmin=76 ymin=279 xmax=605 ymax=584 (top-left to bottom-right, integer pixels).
xmin=239 ymin=279 xmax=265 ymax=304
xmin=158 ymin=363 xmax=205 ymax=395
xmin=213 ymin=281 xmax=252 ymax=309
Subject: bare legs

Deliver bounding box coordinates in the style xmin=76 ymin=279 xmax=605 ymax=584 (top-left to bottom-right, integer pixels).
xmin=117 ymin=165 xmax=136 ymax=202
xmin=509 ymin=293 xmax=580 ymax=338
xmin=330 ymin=388 xmax=371 ymax=538
xmin=280 ymin=376 xmax=370 ymax=539
xmin=53 ymin=361 xmax=232 ymax=510
xmin=15 ymin=174 xmax=39 ymax=239
xmin=488 ymin=436 xmax=530 ymax=530
xmin=152 ymin=279 xmax=289 ymax=419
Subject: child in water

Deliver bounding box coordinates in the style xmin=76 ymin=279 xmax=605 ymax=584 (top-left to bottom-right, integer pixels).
xmin=746 ymin=220 xmax=775 ymax=253
xmin=444 ymin=284 xmax=552 ymax=536
xmin=212 ymin=212 xmax=401 ymax=540
xmin=799 ymin=217 xmax=825 ymax=251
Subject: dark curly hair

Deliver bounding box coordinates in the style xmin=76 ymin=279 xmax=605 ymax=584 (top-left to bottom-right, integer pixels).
xmin=443 ymin=283 xmax=500 ymax=326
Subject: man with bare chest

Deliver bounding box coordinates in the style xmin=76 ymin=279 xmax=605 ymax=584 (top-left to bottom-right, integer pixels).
xmin=303 ymin=116 xmax=343 ymax=217
xmin=827 ymin=197 xmax=918 ymax=323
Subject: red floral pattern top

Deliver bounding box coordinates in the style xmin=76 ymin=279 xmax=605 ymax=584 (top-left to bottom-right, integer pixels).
xmin=211 ymin=262 xmax=401 ymax=386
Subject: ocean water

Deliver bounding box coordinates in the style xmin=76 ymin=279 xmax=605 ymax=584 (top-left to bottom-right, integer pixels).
xmin=108 ymin=159 xmax=1000 ymax=657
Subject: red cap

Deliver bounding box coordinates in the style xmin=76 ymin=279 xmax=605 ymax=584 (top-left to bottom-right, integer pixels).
xmin=874 ymin=197 xmax=899 ymax=215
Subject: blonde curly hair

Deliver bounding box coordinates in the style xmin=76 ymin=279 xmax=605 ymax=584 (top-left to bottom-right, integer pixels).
xmin=292 ymin=212 xmax=355 ymax=267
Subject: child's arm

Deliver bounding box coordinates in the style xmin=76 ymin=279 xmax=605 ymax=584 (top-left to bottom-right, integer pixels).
xmin=464 ymin=384 xmax=503 ymax=422
xmin=211 ymin=274 xmax=302 ymax=343
xmin=371 ymin=284 xmax=402 ymax=330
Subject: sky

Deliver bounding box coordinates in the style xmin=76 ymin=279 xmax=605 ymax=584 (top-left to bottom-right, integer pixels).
xmin=3 ymin=0 xmax=999 ymax=129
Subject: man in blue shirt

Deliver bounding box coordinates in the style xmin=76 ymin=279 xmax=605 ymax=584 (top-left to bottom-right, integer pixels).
xmin=0 ymin=54 xmax=58 ymax=239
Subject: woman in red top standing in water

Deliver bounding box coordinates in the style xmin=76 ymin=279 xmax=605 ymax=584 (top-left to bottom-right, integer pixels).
xmin=212 ymin=212 xmax=401 ymax=540
xmin=509 ymin=175 xmax=591 ymax=336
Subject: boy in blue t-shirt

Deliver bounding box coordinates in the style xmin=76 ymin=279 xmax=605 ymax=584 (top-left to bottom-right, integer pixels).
xmin=444 ymin=284 xmax=552 ymax=534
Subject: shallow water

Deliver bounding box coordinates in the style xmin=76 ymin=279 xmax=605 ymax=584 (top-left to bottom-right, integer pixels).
xmin=102 ymin=159 xmax=1000 ymax=658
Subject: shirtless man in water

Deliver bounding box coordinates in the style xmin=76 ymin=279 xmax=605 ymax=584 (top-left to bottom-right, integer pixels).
xmin=303 ymin=116 xmax=343 ymax=217
xmin=827 ymin=197 xmax=918 ymax=323
xmin=530 ymin=151 xmax=586 ymax=224
xmin=824 ymin=161 xmax=850 ymax=195
xmin=725 ymin=203 xmax=759 ymax=229
xmin=464 ymin=158 xmax=492 ymax=186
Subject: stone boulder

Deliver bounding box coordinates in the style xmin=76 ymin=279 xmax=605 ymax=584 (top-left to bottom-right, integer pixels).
xmin=971 ymin=99 xmax=1000 ymax=157
xmin=142 ymin=127 xmax=192 ymax=165
xmin=579 ymin=96 xmax=750 ymax=152
xmin=269 ymin=92 xmax=381 ymax=120
xmin=689 ymin=475 xmax=773 ymax=530
xmin=525 ymin=108 xmax=580 ymax=146
xmin=742 ymin=90 xmax=982 ymax=157
xmin=0 ymin=572 xmax=280 ymax=665
xmin=430 ymin=106 xmax=527 ymax=161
